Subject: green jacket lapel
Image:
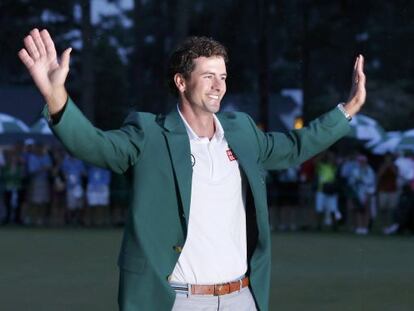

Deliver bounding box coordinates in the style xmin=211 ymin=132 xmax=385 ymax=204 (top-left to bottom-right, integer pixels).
xmin=219 ymin=114 xmax=259 ymax=183
xmin=219 ymin=113 xmax=267 ymax=217
xmin=160 ymin=110 xmax=192 ymax=227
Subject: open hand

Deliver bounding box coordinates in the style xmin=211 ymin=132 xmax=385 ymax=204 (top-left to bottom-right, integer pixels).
xmin=18 ymin=28 xmax=71 ymax=113
xmin=344 ymin=55 xmax=366 ymax=117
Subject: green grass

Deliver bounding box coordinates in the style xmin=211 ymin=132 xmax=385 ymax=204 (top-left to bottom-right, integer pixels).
xmin=270 ymin=233 xmax=414 ymax=311
xmin=0 ymin=228 xmax=413 ymax=310
xmin=0 ymin=227 xmax=120 ymax=311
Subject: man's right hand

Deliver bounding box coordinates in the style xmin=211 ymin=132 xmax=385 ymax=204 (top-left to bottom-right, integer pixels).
xmin=18 ymin=28 xmax=71 ymax=115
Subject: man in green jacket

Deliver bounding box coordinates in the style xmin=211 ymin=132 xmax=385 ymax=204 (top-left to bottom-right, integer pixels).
xmin=19 ymin=28 xmax=366 ymax=310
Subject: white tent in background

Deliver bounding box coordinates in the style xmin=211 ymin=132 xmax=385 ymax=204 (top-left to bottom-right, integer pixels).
xmin=396 ymin=135 xmax=414 ymax=153
xmin=348 ymin=114 xmax=386 ymax=147
xmin=0 ymin=113 xmax=30 ymax=133
xmin=31 ymin=118 xmax=53 ymax=135
xmin=370 ymin=129 xmax=414 ymax=155
xmin=370 ymin=132 xmax=402 ymax=155
xmin=402 ymin=129 xmax=414 ymax=137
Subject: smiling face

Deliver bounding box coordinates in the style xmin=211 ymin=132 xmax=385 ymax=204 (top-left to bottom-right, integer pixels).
xmin=176 ymin=56 xmax=227 ymax=115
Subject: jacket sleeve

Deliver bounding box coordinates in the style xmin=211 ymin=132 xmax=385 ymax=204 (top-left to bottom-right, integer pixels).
xmin=247 ymin=107 xmax=351 ymax=170
xmin=43 ymin=98 xmax=144 ymax=174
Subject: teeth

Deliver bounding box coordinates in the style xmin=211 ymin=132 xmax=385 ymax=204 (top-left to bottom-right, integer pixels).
xmin=208 ymin=95 xmax=219 ymax=99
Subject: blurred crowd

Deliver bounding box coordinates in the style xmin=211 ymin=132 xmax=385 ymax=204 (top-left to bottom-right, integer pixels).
xmin=268 ymin=150 xmax=414 ymax=236
xmin=2 ymin=140 xmax=414 ymax=236
xmin=0 ymin=140 xmax=130 ymax=227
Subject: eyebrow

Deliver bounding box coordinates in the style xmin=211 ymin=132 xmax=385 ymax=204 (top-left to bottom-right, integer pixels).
xmin=200 ymin=71 xmax=227 ymax=76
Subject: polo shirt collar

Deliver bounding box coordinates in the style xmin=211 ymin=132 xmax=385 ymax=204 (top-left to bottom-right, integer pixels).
xmin=177 ymin=105 xmax=225 ymax=142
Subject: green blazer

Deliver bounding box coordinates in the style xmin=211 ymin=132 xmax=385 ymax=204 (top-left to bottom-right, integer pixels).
xmin=46 ymin=99 xmax=350 ymax=311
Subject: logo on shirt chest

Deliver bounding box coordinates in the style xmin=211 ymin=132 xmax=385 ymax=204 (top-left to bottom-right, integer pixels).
xmin=226 ymin=149 xmax=237 ymax=161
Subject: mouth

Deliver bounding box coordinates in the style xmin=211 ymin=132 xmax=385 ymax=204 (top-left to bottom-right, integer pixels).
xmin=207 ymin=94 xmax=219 ymax=100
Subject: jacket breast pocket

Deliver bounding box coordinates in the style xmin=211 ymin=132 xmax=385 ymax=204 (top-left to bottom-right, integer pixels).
xmin=118 ymin=252 xmax=146 ymax=274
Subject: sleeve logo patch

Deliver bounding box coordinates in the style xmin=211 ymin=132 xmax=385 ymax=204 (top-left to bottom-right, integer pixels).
xmin=226 ymin=149 xmax=237 ymax=161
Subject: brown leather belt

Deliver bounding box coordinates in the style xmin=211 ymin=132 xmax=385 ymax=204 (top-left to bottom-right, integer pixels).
xmin=184 ymin=277 xmax=249 ymax=296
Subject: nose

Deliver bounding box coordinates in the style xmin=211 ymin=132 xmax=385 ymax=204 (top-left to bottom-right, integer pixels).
xmin=212 ymin=77 xmax=224 ymax=91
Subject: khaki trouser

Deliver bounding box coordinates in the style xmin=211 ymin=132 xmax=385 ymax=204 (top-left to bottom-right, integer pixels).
xmin=171 ymin=286 xmax=257 ymax=311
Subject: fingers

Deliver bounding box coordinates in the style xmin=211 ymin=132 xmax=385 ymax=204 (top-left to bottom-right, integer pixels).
xmin=18 ymin=49 xmax=34 ymax=69
xmin=40 ymin=29 xmax=57 ymax=60
xmin=60 ymin=48 xmax=72 ymax=70
xmin=357 ymin=55 xmax=365 ymax=76
xmin=346 ymin=54 xmax=367 ymax=111
xmin=22 ymin=28 xmax=55 ymax=61
xmin=352 ymin=55 xmax=365 ymax=85
xmin=23 ymin=35 xmax=40 ymax=60
xmin=352 ymin=55 xmax=359 ymax=83
xmin=356 ymin=54 xmax=366 ymax=85
xmin=30 ymin=28 xmax=47 ymax=57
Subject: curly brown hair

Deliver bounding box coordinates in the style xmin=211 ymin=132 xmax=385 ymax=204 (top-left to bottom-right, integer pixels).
xmin=167 ymin=36 xmax=228 ymax=97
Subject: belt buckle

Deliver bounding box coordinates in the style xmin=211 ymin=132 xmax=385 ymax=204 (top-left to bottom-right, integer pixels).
xmin=214 ymin=283 xmax=230 ymax=296
xmin=213 ymin=284 xmax=220 ymax=296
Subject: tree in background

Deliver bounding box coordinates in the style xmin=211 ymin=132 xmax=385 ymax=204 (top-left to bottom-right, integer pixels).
xmin=2 ymin=0 xmax=413 ymax=130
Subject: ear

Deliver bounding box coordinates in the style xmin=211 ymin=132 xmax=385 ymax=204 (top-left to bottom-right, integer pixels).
xmin=174 ymin=73 xmax=186 ymax=93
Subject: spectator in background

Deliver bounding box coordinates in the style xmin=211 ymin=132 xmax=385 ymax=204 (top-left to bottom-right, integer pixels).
xmin=383 ymin=184 xmax=414 ymax=235
xmin=0 ymin=149 xmax=5 ymax=222
xmin=349 ymin=155 xmax=376 ymax=235
xmin=376 ymin=153 xmax=399 ymax=232
xmin=394 ymin=151 xmax=414 ymax=188
xmin=1 ymin=149 xmax=25 ymax=224
xmin=275 ymin=166 xmax=300 ymax=231
xmin=340 ymin=152 xmax=359 ymax=231
xmin=27 ymin=143 xmax=52 ymax=225
xmin=315 ymin=151 xmax=341 ymax=230
xmin=61 ymin=154 xmax=85 ymax=225
xmin=49 ymin=148 xmax=66 ymax=226
xmin=298 ymin=157 xmax=316 ymax=229
xmin=0 ymin=149 xmax=5 ymax=166
xmin=19 ymin=139 xmax=33 ymax=224
xmin=85 ymin=165 xmax=111 ymax=226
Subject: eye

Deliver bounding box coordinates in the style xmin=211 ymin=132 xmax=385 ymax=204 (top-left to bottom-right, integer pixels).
xmin=204 ymin=75 xmax=213 ymax=79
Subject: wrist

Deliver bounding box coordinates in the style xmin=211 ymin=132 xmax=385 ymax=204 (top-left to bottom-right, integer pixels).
xmin=45 ymin=87 xmax=68 ymax=116
xmin=337 ymin=103 xmax=352 ymax=121
xmin=343 ymin=99 xmax=363 ymax=118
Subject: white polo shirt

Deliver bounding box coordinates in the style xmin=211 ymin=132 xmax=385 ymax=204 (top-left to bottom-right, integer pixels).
xmin=170 ymin=108 xmax=247 ymax=285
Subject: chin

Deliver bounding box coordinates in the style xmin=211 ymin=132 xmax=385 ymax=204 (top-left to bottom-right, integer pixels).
xmin=208 ymin=102 xmax=221 ymax=113
xmin=208 ymin=106 xmax=220 ymax=114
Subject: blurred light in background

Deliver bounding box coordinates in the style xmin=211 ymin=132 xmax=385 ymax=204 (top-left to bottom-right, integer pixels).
xmin=294 ymin=117 xmax=303 ymax=129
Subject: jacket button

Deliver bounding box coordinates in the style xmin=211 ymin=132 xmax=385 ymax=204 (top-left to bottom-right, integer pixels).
xmin=173 ymin=245 xmax=183 ymax=253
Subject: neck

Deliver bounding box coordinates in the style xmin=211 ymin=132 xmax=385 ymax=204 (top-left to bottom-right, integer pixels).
xmin=179 ymin=103 xmax=215 ymax=139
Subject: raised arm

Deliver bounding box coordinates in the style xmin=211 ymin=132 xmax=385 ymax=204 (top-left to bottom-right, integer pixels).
xmin=18 ymin=29 xmax=142 ymax=173
xmin=18 ymin=28 xmax=70 ymax=115
xmin=254 ymin=55 xmax=366 ymax=170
